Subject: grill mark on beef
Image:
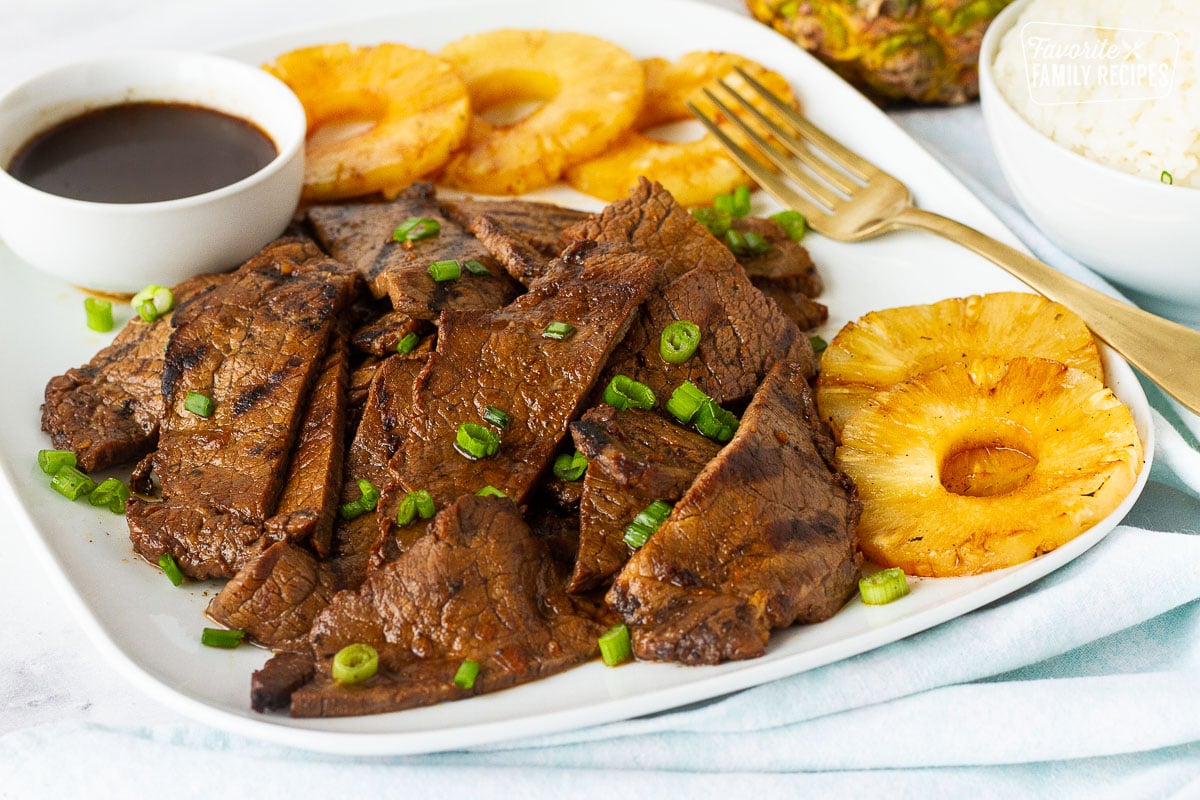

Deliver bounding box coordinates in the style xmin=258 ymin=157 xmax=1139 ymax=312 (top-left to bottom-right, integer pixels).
xmin=732 ymin=216 xmax=823 ymax=297
xmin=375 ymin=245 xmax=657 ymax=559
xmin=568 ymin=405 xmax=720 ymax=592
xmin=607 ymin=360 xmax=861 ymax=665
xmin=125 ymin=239 xmax=359 ymax=579
xmin=289 ymin=496 xmax=602 ymax=717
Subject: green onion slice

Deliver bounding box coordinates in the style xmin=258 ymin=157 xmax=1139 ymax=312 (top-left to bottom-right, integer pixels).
xmin=340 ymin=479 xmax=380 ymax=520
xmin=463 ymin=259 xmax=490 ymax=276
xmin=158 ymin=553 xmax=184 ymax=586
xmin=37 ymin=449 xmax=76 ymax=475
xmin=770 ymin=209 xmax=807 ymax=241
xmin=666 ymin=381 xmax=709 ymax=424
xmin=690 ymin=206 xmax=732 ymax=238
xmin=741 ymin=230 xmax=771 ymax=256
xmin=552 ymin=450 xmax=588 ymax=482
xmin=453 ymin=658 xmax=480 ymax=689
xmin=396 ymin=493 xmax=418 ymax=526
xmin=84 ymin=297 xmax=113 ymax=333
xmin=428 ymin=259 xmax=462 ymax=282
xmin=88 ymin=477 xmax=130 ymax=514
xmin=810 ymin=334 xmax=828 ymax=354
xmin=184 ymin=391 xmax=214 ymax=418
xmin=604 ymin=375 xmax=656 ymax=411
xmin=694 ymin=399 xmax=739 ymax=443
xmin=483 ymin=405 xmax=510 ymax=429
xmin=598 ymin=623 xmax=633 ymax=666
xmin=411 ymin=489 xmax=435 ymax=519
xmin=456 ymin=422 xmax=500 ymax=460
xmin=542 ymin=321 xmax=576 ymax=340
xmin=859 ymin=567 xmax=910 ymax=605
xmin=623 ymin=499 xmax=672 ymax=548
xmin=392 ymin=216 xmax=441 ymax=242
xmin=476 ymin=485 xmax=507 ymax=498
xmin=200 ymin=627 xmax=245 ymax=648
xmin=131 ymin=285 xmax=174 ymax=322
xmin=50 ymin=464 xmax=96 ymax=501
xmin=659 ymin=320 xmax=701 ymax=364
xmin=332 ymin=643 xmax=379 ymax=685
xmin=732 ymin=185 xmax=752 ymax=216
xmin=397 ymin=332 xmax=421 ymax=354
xmin=1161 ymin=170 xmax=1174 ymax=185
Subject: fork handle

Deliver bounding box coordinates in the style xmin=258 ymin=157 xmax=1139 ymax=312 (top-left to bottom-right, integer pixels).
xmin=894 ymin=207 xmax=1200 ymax=416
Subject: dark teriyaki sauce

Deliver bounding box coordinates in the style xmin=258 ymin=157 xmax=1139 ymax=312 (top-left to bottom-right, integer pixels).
xmin=6 ymin=101 xmax=278 ymax=203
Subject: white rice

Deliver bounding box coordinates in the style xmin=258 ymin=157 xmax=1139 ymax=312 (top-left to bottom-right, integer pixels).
xmin=993 ymin=0 xmax=1200 ymax=187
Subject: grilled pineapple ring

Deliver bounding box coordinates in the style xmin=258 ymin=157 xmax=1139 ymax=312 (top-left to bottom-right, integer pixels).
xmin=438 ymin=29 xmax=644 ymax=195
xmin=565 ymin=52 xmax=798 ymax=205
xmin=264 ymin=43 xmax=470 ymax=202
xmin=837 ymin=357 xmax=1142 ymax=578
xmin=816 ymin=293 xmax=1104 ymax=441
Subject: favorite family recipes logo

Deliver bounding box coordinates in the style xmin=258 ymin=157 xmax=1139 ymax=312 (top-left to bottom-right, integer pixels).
xmin=1019 ymin=21 xmax=1179 ymax=105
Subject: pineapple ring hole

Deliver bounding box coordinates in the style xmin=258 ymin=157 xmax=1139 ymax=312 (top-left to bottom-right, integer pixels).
xmin=471 ymin=70 xmax=559 ymax=127
xmin=939 ymin=426 xmax=1038 ymax=498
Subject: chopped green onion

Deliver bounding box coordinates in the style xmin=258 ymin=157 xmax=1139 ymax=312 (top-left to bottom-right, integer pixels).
xmin=598 ymin=623 xmax=633 ymax=666
xmin=690 ymin=206 xmax=732 ymax=238
xmin=859 ymin=567 xmax=910 ymax=605
xmin=542 ymin=321 xmax=576 ymax=340
xmin=552 ymin=450 xmax=588 ymax=482
xmin=50 ymin=464 xmax=96 ymax=500
xmin=88 ymin=477 xmax=130 ymax=514
xmin=476 ymin=485 xmax=507 ymax=498
xmin=332 ymin=643 xmax=379 ymax=685
xmin=200 ymin=627 xmax=245 ymax=648
xmin=463 ymin=259 xmax=490 ymax=276
xmin=184 ymin=391 xmax=214 ymax=418
xmin=456 ymin=422 xmax=500 ymax=459
xmin=131 ymin=284 xmax=174 ymax=322
xmin=694 ymin=399 xmax=739 ymax=443
xmin=483 ymin=405 xmax=510 ymax=429
xmin=340 ymin=478 xmax=380 ymax=520
xmin=724 ymin=228 xmax=748 ymax=254
xmin=659 ymin=320 xmax=701 ymax=364
xmin=770 ymin=209 xmax=808 ymax=241
xmin=392 ymin=216 xmax=441 ymax=242
xmin=428 ymin=259 xmax=462 ymax=282
xmin=741 ymin=230 xmax=771 ymax=256
xmin=158 ymin=553 xmax=184 ymax=586
xmin=37 ymin=449 xmax=76 ymax=475
xmin=1161 ymin=170 xmax=1174 ymax=185
xmin=84 ymin=297 xmax=113 ymax=332
xmin=397 ymin=332 xmax=421 ymax=354
xmin=732 ymin=185 xmax=752 ymax=216
xmin=603 ymin=375 xmax=656 ymax=411
xmin=666 ymin=381 xmax=708 ymax=424
xmin=810 ymin=334 xmax=828 ymax=354
xmin=453 ymin=658 xmax=480 ymax=689
xmin=623 ymin=499 xmax=672 ymax=548
xmin=411 ymin=489 xmax=436 ymax=519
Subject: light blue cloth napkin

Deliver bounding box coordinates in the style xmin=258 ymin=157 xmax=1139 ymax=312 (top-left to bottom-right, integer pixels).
xmin=4 ymin=96 xmax=1200 ymax=800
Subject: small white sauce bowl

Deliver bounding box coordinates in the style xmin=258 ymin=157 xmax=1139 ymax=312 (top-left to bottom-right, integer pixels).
xmin=0 ymin=50 xmax=305 ymax=294
xmin=979 ymin=0 xmax=1200 ymax=323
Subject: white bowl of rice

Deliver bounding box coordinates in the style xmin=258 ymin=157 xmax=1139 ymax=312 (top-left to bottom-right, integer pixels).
xmin=979 ymin=0 xmax=1200 ymax=322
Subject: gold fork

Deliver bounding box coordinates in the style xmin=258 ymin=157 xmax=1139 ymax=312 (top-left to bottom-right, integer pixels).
xmin=690 ymin=65 xmax=1200 ymax=416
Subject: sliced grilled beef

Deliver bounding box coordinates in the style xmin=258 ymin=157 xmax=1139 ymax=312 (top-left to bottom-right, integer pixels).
xmin=252 ymin=652 xmax=316 ymax=713
xmin=290 ymin=496 xmax=602 ymax=717
xmin=350 ymin=309 xmax=428 ymax=356
xmin=40 ymin=273 xmax=225 ymax=472
xmin=126 ymin=240 xmax=359 ymax=579
xmin=561 ymin=177 xmax=736 ymax=285
xmin=377 ymin=242 xmax=657 ymax=555
xmin=264 ymin=323 xmax=351 ymax=557
xmin=733 ymin=216 xmax=822 ymax=298
xmin=443 ymin=197 xmax=592 ymax=258
xmin=754 ymin=281 xmax=829 ymax=331
xmin=468 ymin=213 xmax=549 ymax=287
xmin=607 ymin=360 xmax=861 ymax=665
xmin=598 ymin=260 xmax=816 ymax=408
xmin=568 ymin=405 xmax=721 ymax=592
xmin=306 ymin=182 xmax=521 ymax=319
xmin=207 ymin=542 xmax=337 ymax=652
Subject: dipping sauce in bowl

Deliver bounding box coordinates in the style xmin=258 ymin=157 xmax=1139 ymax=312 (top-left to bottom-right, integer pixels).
xmin=8 ymin=102 xmax=278 ymax=204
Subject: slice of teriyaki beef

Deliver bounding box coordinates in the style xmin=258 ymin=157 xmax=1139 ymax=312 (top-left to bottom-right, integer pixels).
xmin=375 ymin=240 xmax=657 ymax=557
xmin=731 ymin=216 xmax=822 ymax=298
xmin=445 ymin=196 xmax=592 ymax=286
xmin=305 ymin=182 xmax=521 ymax=320
xmin=289 ymin=495 xmax=603 ymax=717
xmin=607 ymin=360 xmax=862 ymax=665
xmin=125 ymin=238 xmax=360 ymax=579
xmin=40 ymin=273 xmax=226 ymax=472
xmin=567 ymin=405 xmax=721 ymax=593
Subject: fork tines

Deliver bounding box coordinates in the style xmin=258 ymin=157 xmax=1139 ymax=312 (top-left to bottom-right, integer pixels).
xmin=687 ymin=65 xmax=880 ymax=224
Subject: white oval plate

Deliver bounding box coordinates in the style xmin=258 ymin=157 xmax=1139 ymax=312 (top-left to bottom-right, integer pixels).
xmin=0 ymin=0 xmax=1153 ymax=756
